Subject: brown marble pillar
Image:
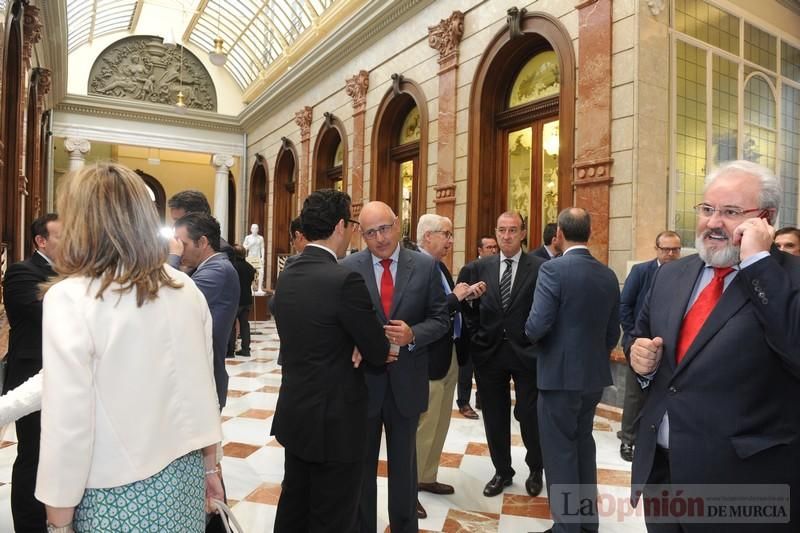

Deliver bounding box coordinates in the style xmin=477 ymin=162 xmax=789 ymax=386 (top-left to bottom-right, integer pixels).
xmin=294 ymin=106 xmax=313 ymax=213
xmin=428 ymin=11 xmax=464 ymax=269
xmin=574 ymin=0 xmax=613 ymax=263
xmin=345 ymin=70 xmax=369 ymax=249
xmin=27 ymin=68 xmax=51 ymax=225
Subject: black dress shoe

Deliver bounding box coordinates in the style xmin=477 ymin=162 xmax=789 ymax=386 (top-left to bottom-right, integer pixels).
xmin=620 ymin=442 xmax=634 ymax=462
xmin=418 ymin=481 xmax=454 ymax=494
xmin=483 ymin=474 xmax=512 ymax=497
xmin=525 ymin=470 xmax=543 ymax=497
xmin=416 ymin=499 xmax=427 ymax=519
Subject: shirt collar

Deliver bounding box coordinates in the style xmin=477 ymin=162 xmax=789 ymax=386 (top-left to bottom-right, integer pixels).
xmin=197 ymin=252 xmax=223 ymax=270
xmin=563 ymin=245 xmax=589 ymax=255
xmin=35 ymin=250 xmax=54 ymax=266
xmin=499 ymin=249 xmax=522 ymax=263
xmin=372 ymin=244 xmax=401 ymax=265
xmin=306 ymin=243 xmax=338 ymax=260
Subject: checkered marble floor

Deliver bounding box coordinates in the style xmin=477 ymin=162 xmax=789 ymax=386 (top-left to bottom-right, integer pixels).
xmin=0 ymin=320 xmax=645 ymax=532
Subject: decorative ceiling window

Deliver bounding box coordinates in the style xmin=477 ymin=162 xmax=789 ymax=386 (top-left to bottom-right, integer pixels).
xmin=671 ymin=0 xmax=800 ymax=241
xmin=66 ymin=0 xmax=139 ymax=52
xmin=185 ymin=0 xmax=336 ymax=90
xmin=87 ymin=36 xmax=217 ymax=112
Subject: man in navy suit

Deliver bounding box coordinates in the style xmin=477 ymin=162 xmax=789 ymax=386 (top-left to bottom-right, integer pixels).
xmin=459 ymin=212 xmax=546 ymax=498
xmin=171 ymin=212 xmax=239 ymax=409
xmin=531 ymin=223 xmax=561 ymax=260
xmin=2 ymin=214 xmax=60 ymax=533
xmin=618 ymin=230 xmax=681 ymax=461
xmin=342 ymin=201 xmax=448 ymax=533
xmin=630 ymin=160 xmax=800 ymax=532
xmin=525 ymin=208 xmax=620 ymax=533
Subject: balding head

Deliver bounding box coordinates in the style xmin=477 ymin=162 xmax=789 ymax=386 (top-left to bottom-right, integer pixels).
xmin=359 ymin=201 xmax=400 ymax=259
xmin=557 ymin=207 xmax=591 ymax=244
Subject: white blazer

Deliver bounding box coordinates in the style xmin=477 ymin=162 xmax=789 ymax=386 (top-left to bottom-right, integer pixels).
xmin=35 ymin=265 xmax=222 ymax=507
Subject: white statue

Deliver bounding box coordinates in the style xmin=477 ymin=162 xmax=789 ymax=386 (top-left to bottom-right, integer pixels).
xmin=243 ymin=223 xmax=265 ymax=294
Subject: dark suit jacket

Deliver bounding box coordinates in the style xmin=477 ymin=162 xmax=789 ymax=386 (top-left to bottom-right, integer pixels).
xmin=619 ymin=258 xmax=658 ymax=350
xmin=531 ymin=245 xmax=553 ymax=261
xmin=525 ymin=248 xmax=620 ymax=391
xmin=2 ymin=252 xmax=55 ymax=392
xmin=271 ymin=246 xmax=389 ymax=463
xmin=460 ymin=252 xmax=545 ymax=368
xmin=630 ymin=250 xmax=800 ymax=503
xmin=231 ymin=256 xmax=256 ymax=307
xmin=426 ymin=260 xmax=466 ymax=380
xmin=341 ymin=247 xmax=449 ymax=418
xmin=184 ymin=253 xmax=240 ymax=408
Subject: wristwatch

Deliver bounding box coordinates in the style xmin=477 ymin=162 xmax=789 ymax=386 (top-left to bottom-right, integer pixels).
xmin=47 ymin=523 xmax=74 ymax=533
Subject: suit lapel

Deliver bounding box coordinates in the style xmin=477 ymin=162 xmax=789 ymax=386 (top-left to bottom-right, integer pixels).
xmin=673 ymin=266 xmax=748 ymax=376
xmin=356 ymin=251 xmax=385 ymax=321
xmin=485 ymin=255 xmax=502 ymax=309
xmin=507 ymin=253 xmax=533 ymax=310
xmin=663 ymin=257 xmax=704 ymax=372
xmin=391 ymin=248 xmax=413 ymax=317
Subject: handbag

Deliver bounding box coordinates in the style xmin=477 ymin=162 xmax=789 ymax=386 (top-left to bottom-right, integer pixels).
xmin=208 ymin=499 xmax=245 ymax=533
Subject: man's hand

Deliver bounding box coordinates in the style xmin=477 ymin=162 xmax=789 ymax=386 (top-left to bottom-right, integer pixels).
xmin=352 ymin=348 xmax=363 ymax=368
xmin=630 ymin=337 xmax=663 ymax=375
xmin=467 ymin=281 xmax=487 ymax=300
xmin=384 ymin=320 xmax=414 ymax=346
xmin=452 ymin=282 xmax=472 ymax=301
xmin=168 ymin=237 xmax=184 ymax=257
xmin=734 ymin=216 xmax=775 ymax=262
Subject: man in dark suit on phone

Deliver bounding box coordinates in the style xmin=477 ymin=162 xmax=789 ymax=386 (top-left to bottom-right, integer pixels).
xmin=629 ymin=160 xmax=800 ymax=532
xmin=271 ymin=189 xmax=389 ymax=532
xmin=342 ymin=201 xmax=448 ymax=533
xmin=459 ymin=211 xmax=545 ymax=498
xmin=2 ymin=213 xmax=61 ymax=532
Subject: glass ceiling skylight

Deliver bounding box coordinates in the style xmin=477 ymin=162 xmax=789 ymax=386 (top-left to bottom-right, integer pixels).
xmin=66 ymin=0 xmax=140 ymax=52
xmin=186 ymin=0 xmax=336 ymax=89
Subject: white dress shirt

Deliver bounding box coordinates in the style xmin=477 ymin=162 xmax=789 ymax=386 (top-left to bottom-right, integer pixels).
xmin=499 ymin=249 xmax=523 ymax=290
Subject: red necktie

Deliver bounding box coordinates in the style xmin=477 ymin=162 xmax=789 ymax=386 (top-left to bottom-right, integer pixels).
xmin=380 ymin=258 xmax=394 ymax=318
xmin=675 ymin=267 xmax=734 ymax=364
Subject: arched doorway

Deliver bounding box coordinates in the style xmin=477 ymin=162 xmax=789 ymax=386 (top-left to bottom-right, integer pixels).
xmin=1 ymin=3 xmax=25 ymax=262
xmin=134 ymin=170 xmax=167 ymax=221
xmin=313 ymin=112 xmax=348 ymax=192
xmin=271 ymin=138 xmax=298 ymax=288
xmin=371 ymin=75 xmax=428 ymax=242
xmin=247 ymin=154 xmax=269 ymax=244
xmin=467 ymin=12 xmax=575 ymax=260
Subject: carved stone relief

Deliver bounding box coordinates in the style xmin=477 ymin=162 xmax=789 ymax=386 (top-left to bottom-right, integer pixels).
xmin=427 ymin=11 xmax=464 ymax=63
xmin=88 ymin=36 xmax=217 ymax=111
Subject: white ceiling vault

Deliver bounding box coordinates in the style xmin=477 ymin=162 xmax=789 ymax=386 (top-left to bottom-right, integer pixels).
xmin=66 ymin=0 xmax=338 ymax=92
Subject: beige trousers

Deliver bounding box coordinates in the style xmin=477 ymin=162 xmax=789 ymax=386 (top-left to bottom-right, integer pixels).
xmin=416 ymin=349 xmax=459 ymax=483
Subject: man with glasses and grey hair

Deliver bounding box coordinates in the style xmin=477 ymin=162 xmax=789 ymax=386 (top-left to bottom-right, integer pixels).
xmin=618 ymin=230 xmax=682 ymax=462
xmin=629 ymin=160 xmax=800 ymax=532
xmin=342 ymin=201 xmax=448 ymax=533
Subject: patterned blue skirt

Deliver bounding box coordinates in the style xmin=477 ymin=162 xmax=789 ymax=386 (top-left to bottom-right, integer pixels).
xmin=73 ymin=450 xmax=205 ymax=532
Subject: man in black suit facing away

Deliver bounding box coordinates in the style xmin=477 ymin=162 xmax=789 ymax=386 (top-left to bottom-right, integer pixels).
xmin=459 ymin=211 xmax=545 ymax=498
xmin=525 ymin=208 xmax=620 ymax=533
xmin=531 ymin=222 xmax=561 ymax=260
xmin=271 ymin=190 xmax=389 ymax=532
xmin=2 ymin=213 xmax=61 ymax=532
xmin=342 ymin=201 xmax=449 ymax=533
xmin=617 ymin=230 xmax=681 ymax=462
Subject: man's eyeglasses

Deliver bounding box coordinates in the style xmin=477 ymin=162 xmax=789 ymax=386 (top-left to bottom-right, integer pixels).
xmin=656 ymin=246 xmax=681 ymax=254
xmin=693 ymin=204 xmax=766 ymax=220
xmin=347 ymin=219 xmax=360 ymax=227
xmin=361 ymin=223 xmax=394 ymax=240
xmin=431 ymin=230 xmax=454 ymax=239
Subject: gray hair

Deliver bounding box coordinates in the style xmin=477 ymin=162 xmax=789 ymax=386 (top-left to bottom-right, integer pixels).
xmin=705 ymin=160 xmax=782 ymax=222
xmin=417 ymin=213 xmax=448 ymax=238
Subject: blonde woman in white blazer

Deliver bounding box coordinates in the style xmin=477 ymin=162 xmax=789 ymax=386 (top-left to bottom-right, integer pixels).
xmin=35 ymin=162 xmax=223 ymax=533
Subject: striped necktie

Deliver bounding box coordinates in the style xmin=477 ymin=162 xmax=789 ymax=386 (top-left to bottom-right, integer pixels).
xmin=500 ymin=258 xmax=513 ymax=311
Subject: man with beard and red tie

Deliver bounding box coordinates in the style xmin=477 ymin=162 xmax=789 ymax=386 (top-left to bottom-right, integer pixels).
xmin=629 ymin=160 xmax=800 ymax=533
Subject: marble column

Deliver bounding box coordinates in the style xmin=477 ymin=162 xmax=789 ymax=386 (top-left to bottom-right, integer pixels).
xmin=574 ymin=0 xmax=613 ymax=263
xmin=345 ymin=70 xmax=369 ymax=249
xmin=294 ymin=106 xmax=313 ymax=213
xmin=428 ymin=11 xmax=464 ymax=269
xmin=212 ymin=153 xmax=234 ymax=238
xmin=64 ymin=138 xmax=91 ymax=171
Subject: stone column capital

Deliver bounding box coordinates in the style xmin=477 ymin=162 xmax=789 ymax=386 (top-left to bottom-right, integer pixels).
xmin=22 ymin=4 xmax=43 ymax=68
xmin=294 ymin=106 xmax=313 ymax=142
xmin=211 ymin=153 xmax=235 ymax=170
xmin=428 ymin=11 xmax=464 ymax=67
xmin=345 ymin=70 xmax=370 ymax=112
xmin=64 ymin=138 xmax=91 ymax=154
